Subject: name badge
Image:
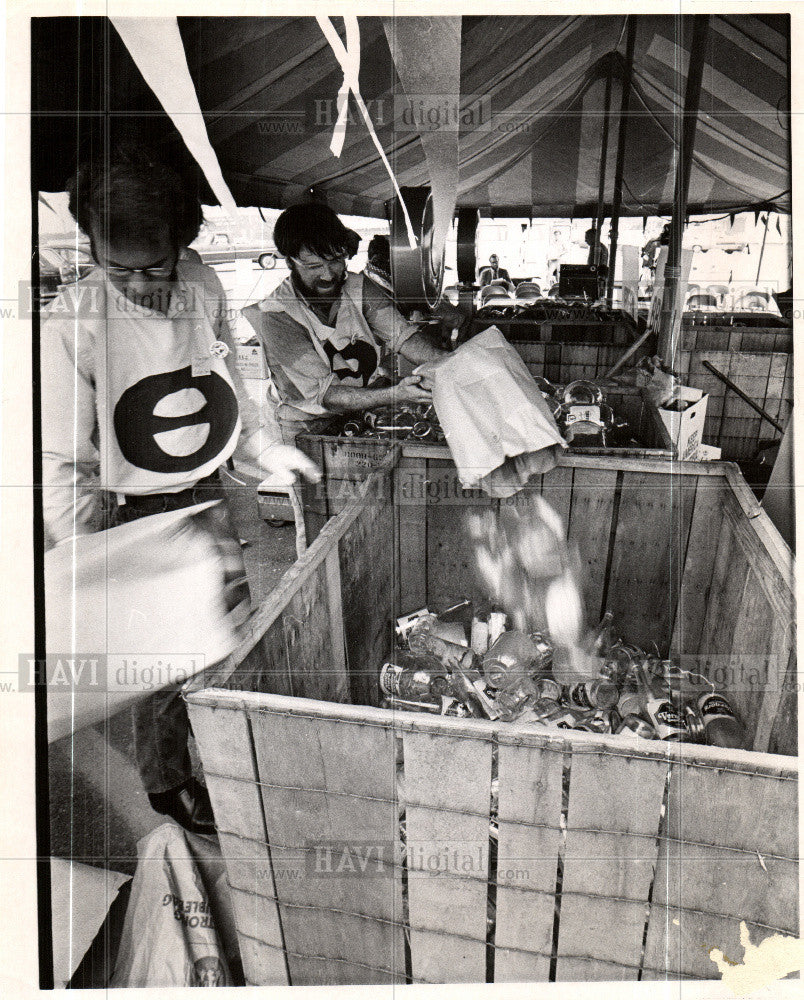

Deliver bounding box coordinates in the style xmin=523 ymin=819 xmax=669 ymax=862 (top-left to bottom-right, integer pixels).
xmin=192 ymin=356 xmax=212 ymax=378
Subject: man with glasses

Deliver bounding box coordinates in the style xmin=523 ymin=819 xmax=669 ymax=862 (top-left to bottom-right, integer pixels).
xmin=243 ymin=203 xmax=449 ymax=442
xmin=40 ymin=144 xmax=319 ymax=835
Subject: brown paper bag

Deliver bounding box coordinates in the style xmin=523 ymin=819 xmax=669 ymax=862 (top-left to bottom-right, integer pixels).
xmin=430 ymin=327 xmax=566 ymax=496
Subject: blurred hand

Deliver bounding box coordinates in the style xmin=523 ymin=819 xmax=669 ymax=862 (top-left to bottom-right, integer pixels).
xmin=262 ymin=444 xmax=321 ymax=486
xmin=393 ymin=375 xmax=433 ymax=404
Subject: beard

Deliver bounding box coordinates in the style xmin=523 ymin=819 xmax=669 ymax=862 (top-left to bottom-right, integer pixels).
xmin=290 ymin=262 xmax=347 ymax=302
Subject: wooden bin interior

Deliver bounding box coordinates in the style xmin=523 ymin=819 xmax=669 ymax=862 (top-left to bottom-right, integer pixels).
xmin=187 ymin=446 xmax=797 ymax=986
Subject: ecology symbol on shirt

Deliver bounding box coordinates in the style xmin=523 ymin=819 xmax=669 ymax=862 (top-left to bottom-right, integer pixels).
xmin=322 ymin=338 xmax=378 ymax=386
xmin=113 ymin=367 xmax=238 ymax=473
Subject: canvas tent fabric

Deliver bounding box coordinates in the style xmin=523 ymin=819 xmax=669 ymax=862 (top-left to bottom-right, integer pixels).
xmin=32 ymin=14 xmax=789 ymax=218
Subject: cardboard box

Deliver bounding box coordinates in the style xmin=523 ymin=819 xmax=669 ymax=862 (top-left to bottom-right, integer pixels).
xmin=633 ymin=385 xmax=709 ymax=461
xmin=657 ymin=386 xmax=708 ymax=461
xmin=659 ymin=385 xmax=709 ymax=462
xmin=235 ymin=344 xmax=266 ymax=380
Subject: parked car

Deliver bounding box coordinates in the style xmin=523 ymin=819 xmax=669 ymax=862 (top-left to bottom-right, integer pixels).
xmin=193 ymin=232 xmax=285 ymax=271
xmin=38 ymin=242 xmax=94 ymax=304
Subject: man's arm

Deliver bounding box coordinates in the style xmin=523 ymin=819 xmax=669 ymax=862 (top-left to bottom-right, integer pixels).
xmin=322 ymin=375 xmax=431 ymax=413
xmin=40 ymin=315 xmax=102 ymax=547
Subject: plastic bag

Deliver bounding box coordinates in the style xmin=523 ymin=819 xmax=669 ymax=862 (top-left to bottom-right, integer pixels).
xmin=428 ymin=327 xmax=566 ymax=496
xmin=110 ymin=823 xmax=231 ymax=988
xmin=44 ymin=501 xmax=250 ymax=742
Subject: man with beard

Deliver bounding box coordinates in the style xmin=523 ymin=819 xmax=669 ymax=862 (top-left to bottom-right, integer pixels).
xmin=242 ymin=203 xmax=449 ymax=442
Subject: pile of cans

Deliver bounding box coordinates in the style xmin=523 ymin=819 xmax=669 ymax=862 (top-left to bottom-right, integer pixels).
xmin=335 ymin=403 xmax=445 ymax=441
xmin=380 ymin=607 xmax=746 ymax=749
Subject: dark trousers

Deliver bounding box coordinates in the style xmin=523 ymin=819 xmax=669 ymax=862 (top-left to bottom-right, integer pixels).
xmin=110 ymin=474 xmax=244 ymax=794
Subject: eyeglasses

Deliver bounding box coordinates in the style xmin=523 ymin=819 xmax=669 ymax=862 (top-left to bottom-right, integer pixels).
xmin=104 ymin=264 xmax=175 ymax=279
xmin=290 ymin=254 xmax=347 ymax=276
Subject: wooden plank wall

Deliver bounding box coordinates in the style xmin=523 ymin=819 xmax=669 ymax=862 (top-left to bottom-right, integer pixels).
xmin=338 ymin=473 xmax=396 ymax=706
xmin=247 ymin=702 xmax=403 ymax=985
xmin=643 ymin=755 xmax=798 ymax=980
xmin=678 ymin=350 xmax=793 ymax=460
xmin=690 ymin=480 xmax=796 ymax=755
xmin=188 ymin=693 xmax=798 ymax=987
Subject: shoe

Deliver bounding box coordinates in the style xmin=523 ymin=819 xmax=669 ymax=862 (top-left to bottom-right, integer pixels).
xmin=148 ymin=777 xmax=217 ymax=836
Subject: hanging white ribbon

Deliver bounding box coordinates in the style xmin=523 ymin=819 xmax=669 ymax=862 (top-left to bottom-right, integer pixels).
xmin=111 ymin=17 xmax=239 ymax=220
xmin=316 ymin=15 xmax=416 ymax=247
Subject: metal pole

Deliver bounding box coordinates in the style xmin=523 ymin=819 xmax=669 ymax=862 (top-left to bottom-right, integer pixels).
xmin=702 ymin=361 xmax=785 ymax=435
xmin=755 ymin=211 xmax=770 ymax=284
xmin=606 ymin=17 xmax=637 ymax=304
xmin=657 ymin=15 xmax=710 ymax=365
xmin=594 ymin=57 xmax=614 ymax=242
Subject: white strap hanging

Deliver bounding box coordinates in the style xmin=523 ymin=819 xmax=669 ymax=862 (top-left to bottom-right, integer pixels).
xmin=316 ymin=15 xmax=417 ymax=248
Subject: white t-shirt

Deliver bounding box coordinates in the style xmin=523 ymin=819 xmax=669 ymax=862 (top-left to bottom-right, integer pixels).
xmin=41 ymin=258 xmax=276 ymax=546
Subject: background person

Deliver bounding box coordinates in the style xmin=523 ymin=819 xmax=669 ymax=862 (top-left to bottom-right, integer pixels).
xmin=478 ymin=254 xmax=514 ymax=292
xmin=585 ymin=226 xmax=609 ymax=268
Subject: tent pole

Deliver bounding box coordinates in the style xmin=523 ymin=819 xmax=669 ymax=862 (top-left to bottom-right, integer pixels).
xmin=657 ymin=15 xmax=710 ymax=366
xmin=755 ymin=211 xmax=770 ymax=283
xmin=606 ymin=17 xmax=637 ymax=305
xmin=594 ymin=56 xmax=614 ymax=243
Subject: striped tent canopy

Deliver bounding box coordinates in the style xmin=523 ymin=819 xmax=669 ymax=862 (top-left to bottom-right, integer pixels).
xmin=32 ymin=13 xmax=789 ymax=217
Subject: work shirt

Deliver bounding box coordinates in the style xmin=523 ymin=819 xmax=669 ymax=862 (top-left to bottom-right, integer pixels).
xmin=242 ymin=271 xmax=419 ymax=424
xmin=41 ymin=256 xmax=278 ymax=547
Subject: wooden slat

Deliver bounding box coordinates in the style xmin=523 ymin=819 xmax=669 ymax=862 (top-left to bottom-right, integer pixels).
xmin=752 ymin=617 xmax=795 ymax=754
xmin=721 ymin=480 xmax=794 ymax=615
xmin=295 ymin=435 xmax=328 ymax=516
xmin=396 ymin=456 xmax=428 ymax=613
xmin=402 ymin=729 xmax=492 ymax=983
xmin=425 ymin=458 xmax=495 ymax=611
xmin=186 ymin=703 xmax=289 ymax=986
xmin=644 ymin=759 xmax=798 ymax=979
xmin=541 ymin=464 xmax=574 ymax=534
xmin=283 ymin=560 xmax=348 ymax=702
xmin=767 ymin=648 xmax=798 ymax=756
xmin=555 ymin=750 xmax=668 ymax=981
xmin=494 ymin=741 xmax=564 ymax=982
xmin=566 ymin=466 xmax=618 ymax=627
xmin=338 ymin=490 xmax=394 ymax=707
xmin=400 ymin=443 xmax=732 ymax=478
xmin=606 ymin=471 xmax=696 ymax=652
xmin=324 ymin=553 xmax=347 ymax=669
xmin=248 ymin=709 xmax=403 ymax=985
xmin=725 ymin=567 xmax=778 ymax=747
xmin=643 ymin=908 xmax=794 ymax=982
xmin=695 ymin=514 xmax=738 ymax=656
xmin=671 ymin=476 xmax=727 ymax=655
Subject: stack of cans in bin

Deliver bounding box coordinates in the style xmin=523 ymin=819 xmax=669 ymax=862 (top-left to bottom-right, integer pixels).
xmin=379 ymin=608 xmax=746 ymax=749
xmin=336 ymin=403 xmax=445 ymax=441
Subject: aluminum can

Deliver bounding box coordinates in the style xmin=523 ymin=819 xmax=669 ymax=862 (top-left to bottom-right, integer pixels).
xmin=615 ymin=715 xmax=657 ymax=739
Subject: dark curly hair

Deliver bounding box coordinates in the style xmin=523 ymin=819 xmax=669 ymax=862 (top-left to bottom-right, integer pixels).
xmin=66 ymin=142 xmax=203 ymax=249
xmin=273 ymin=203 xmax=359 ymax=261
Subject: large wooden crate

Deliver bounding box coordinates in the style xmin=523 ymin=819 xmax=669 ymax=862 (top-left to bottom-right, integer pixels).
xmin=295 ymin=434 xmax=672 ymax=543
xmin=186 ymin=447 xmax=797 ymax=986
